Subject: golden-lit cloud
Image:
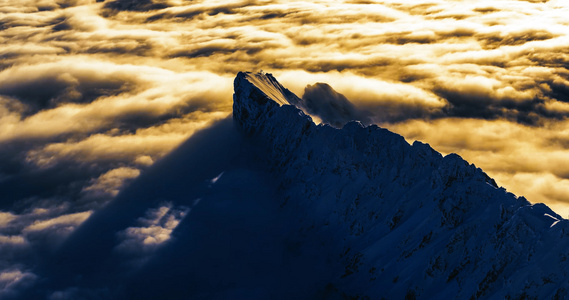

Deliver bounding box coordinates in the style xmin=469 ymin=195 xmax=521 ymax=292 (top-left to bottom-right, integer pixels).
xmin=23 ymin=211 xmax=91 ymax=233
xmin=2 ymin=0 xmax=569 ymax=211
xmin=115 ymin=203 xmax=188 ymax=255
xmin=82 ymin=167 xmax=140 ymax=197
xmin=4 ymin=1 xmax=569 ymax=295
xmin=388 ymin=117 xmax=569 ymax=216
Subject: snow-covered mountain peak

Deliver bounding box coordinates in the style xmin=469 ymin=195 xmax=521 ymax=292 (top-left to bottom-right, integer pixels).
xmin=231 ymin=71 xmax=569 ymax=299
xmin=234 ymin=71 xmax=370 ymax=129
xmin=233 ymin=71 xmax=306 ymax=135
xmin=33 ymin=71 xmax=569 ymax=299
xmin=235 ymin=71 xmax=300 ymax=107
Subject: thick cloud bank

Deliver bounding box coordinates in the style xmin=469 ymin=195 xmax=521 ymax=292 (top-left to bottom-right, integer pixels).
xmin=3 ymin=0 xmax=569 ymax=297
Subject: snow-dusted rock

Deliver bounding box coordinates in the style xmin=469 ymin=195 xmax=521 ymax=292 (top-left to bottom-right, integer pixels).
xmin=233 ymin=71 xmax=569 ymax=299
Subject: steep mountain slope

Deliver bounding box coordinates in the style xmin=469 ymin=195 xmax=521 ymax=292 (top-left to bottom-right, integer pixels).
xmin=233 ymin=71 xmax=569 ymax=299
xmin=22 ymin=72 xmax=569 ymax=299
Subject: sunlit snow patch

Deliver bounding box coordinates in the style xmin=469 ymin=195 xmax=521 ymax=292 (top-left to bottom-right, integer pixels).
xmin=210 ymin=172 xmax=224 ymax=184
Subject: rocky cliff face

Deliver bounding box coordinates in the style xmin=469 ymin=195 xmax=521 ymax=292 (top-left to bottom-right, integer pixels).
xmin=233 ymin=71 xmax=569 ymax=299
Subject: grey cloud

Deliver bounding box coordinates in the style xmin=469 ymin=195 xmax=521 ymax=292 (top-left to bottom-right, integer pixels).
xmin=0 ymin=14 xmax=66 ymax=30
xmin=295 ymin=71 xmax=550 ymax=125
xmin=0 ymin=206 xmax=92 ymax=300
xmin=114 ymin=203 xmax=188 ymax=270
xmin=270 ymin=56 xmax=398 ymax=74
xmin=473 ymin=7 xmax=500 ymax=14
xmin=52 ymin=0 xmax=84 ymax=10
xmin=145 ymin=1 xmax=255 ymax=22
xmin=542 ymin=78 xmax=569 ymax=103
xmin=147 ymin=1 xmax=392 ymax=25
xmin=82 ymin=40 xmax=153 ymax=56
xmin=48 ymin=287 xmax=113 ymax=300
xmin=0 ymin=116 xmax=213 ymax=210
xmin=51 ymin=18 xmax=72 ymax=32
xmin=0 ymin=110 xmax=226 ymax=211
xmin=429 ymin=28 xmax=477 ymax=39
xmin=301 ymin=83 xmax=371 ymax=127
xmin=387 ymin=2 xmax=439 ymax=16
xmin=436 ymin=88 xmax=543 ymax=124
xmin=103 ymin=0 xmax=169 ymax=13
xmin=145 ymin=11 xmax=198 ymax=22
xmin=170 ymin=45 xmax=262 ymax=59
xmin=0 ymin=67 xmax=133 ymax=115
xmin=24 ymin=118 xmax=242 ymax=296
xmin=0 ymin=61 xmax=230 ymax=142
xmin=430 ymin=13 xmax=471 ymax=20
xmin=0 ymin=156 xmax=115 ymax=211
xmin=527 ymin=49 xmax=569 ymax=68
xmin=0 ymin=269 xmax=37 ymax=300
xmin=257 ymin=11 xmax=290 ymax=20
xmin=475 ymin=30 xmax=557 ymax=50
xmin=276 ymin=70 xmax=447 ymax=123
xmin=0 ymin=237 xmax=29 ymax=269
xmin=0 ymin=61 xmax=231 ymax=227
xmin=426 ymin=75 xmax=560 ymax=125
xmin=82 ymin=167 xmax=140 ymax=198
xmin=383 ymin=34 xmax=438 ymax=45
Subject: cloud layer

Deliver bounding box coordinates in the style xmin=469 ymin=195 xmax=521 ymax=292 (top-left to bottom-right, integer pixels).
xmin=3 ymin=0 xmax=569 ymax=297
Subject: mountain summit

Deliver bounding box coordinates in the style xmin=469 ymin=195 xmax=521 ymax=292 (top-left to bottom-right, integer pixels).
xmin=232 ymin=71 xmax=569 ymax=299
xmin=24 ymin=72 xmax=569 ymax=299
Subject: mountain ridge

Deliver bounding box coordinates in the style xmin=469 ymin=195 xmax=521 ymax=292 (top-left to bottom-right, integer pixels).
xmin=232 ymin=71 xmax=569 ymax=299
xmin=19 ymin=71 xmax=569 ymax=299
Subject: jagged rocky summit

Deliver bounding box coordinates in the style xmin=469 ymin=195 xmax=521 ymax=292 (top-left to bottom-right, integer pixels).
xmin=232 ymin=71 xmax=569 ymax=299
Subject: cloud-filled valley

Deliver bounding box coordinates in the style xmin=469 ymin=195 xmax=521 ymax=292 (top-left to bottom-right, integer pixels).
xmin=4 ymin=0 xmax=569 ymax=297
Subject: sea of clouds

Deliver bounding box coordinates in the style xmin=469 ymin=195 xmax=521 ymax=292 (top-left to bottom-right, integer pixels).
xmin=3 ymin=0 xmax=569 ymax=297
